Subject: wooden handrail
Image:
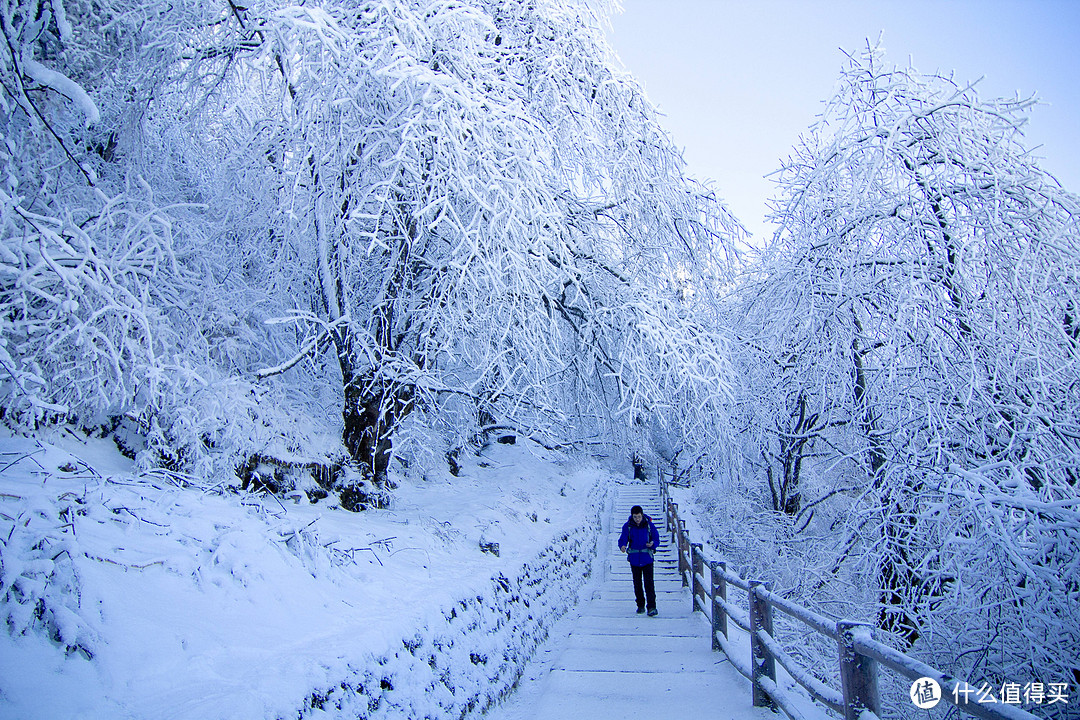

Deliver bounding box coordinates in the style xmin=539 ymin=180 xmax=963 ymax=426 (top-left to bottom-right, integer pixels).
xmin=656 ymin=468 xmax=1041 ymax=720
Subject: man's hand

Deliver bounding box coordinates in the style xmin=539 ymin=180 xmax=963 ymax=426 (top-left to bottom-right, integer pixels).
xmin=620 ymin=545 xmax=627 ymax=554
xmin=646 ymin=542 xmax=653 ymax=549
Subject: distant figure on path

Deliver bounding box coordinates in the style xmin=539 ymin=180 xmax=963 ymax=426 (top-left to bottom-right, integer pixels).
xmin=618 ymin=505 xmax=660 ymax=616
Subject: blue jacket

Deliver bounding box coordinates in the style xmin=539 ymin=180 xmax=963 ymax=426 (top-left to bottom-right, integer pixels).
xmin=618 ymin=515 xmax=660 ymax=567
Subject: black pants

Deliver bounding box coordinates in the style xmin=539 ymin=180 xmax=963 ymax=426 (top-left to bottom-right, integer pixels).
xmin=631 ymin=563 xmax=656 ymax=610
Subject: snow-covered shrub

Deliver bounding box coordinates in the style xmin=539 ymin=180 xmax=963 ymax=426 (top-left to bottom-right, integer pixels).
xmin=0 ymin=488 xmax=96 ymax=659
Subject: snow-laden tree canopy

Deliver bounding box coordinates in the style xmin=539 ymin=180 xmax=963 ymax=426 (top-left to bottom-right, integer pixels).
xmin=729 ymin=44 xmax=1080 ymax=701
xmin=1 ymin=0 xmax=739 ymax=501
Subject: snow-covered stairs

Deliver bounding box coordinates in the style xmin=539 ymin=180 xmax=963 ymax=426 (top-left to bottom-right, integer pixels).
xmin=485 ymin=482 xmax=768 ymax=720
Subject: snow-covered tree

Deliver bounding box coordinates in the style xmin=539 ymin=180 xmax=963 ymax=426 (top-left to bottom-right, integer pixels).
xmin=0 ymin=0 xmax=203 ymax=425
xmin=0 ymin=0 xmax=335 ymax=477
xmin=748 ymin=44 xmax=1079 ymax=696
xmin=213 ymin=0 xmax=739 ymax=502
xmin=3 ymin=0 xmax=739 ymax=504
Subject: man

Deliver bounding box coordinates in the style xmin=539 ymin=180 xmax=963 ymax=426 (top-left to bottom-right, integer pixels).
xmin=618 ymin=505 xmax=660 ymax=616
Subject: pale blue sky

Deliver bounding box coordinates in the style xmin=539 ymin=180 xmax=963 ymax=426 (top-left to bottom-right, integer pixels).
xmin=607 ymin=0 xmax=1080 ymax=242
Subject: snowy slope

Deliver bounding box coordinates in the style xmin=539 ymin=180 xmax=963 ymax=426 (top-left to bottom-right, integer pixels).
xmin=0 ymin=429 xmax=611 ymax=719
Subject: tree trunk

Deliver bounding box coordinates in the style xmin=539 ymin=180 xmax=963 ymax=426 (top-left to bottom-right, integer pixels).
xmin=341 ymin=372 xmax=411 ymax=487
xmin=334 ymin=331 xmax=412 ymax=510
xmin=851 ymin=316 xmax=925 ymax=646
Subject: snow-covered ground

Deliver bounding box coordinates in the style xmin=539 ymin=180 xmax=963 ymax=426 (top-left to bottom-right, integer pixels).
xmin=0 ymin=429 xmax=614 ymax=719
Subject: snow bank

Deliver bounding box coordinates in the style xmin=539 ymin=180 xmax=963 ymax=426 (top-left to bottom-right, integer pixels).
xmin=298 ymin=519 xmax=600 ymax=719
xmin=0 ymin=430 xmax=609 ymax=719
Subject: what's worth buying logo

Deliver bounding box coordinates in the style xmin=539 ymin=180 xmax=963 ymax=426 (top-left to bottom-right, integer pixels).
xmin=911 ymin=677 xmax=942 ymax=709
xmin=911 ymin=676 xmax=1071 ymax=709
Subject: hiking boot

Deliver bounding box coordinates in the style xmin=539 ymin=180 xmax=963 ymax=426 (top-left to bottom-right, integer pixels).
xmin=647 ymin=608 xmax=658 ymax=617
xmin=636 ymin=606 xmax=646 ymax=614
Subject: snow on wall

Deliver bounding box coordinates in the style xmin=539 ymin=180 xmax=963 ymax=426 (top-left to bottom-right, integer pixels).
xmin=299 ymin=512 xmax=603 ymax=719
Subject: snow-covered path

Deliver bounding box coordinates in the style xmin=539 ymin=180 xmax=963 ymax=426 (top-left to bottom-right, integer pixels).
xmin=485 ymin=482 xmax=771 ymax=720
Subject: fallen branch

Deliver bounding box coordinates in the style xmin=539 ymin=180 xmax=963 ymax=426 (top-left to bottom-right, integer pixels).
xmin=83 ymin=553 xmax=166 ymax=571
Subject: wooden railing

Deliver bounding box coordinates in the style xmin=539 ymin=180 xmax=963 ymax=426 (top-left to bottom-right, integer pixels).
xmin=659 ymin=470 xmax=1041 ymax=720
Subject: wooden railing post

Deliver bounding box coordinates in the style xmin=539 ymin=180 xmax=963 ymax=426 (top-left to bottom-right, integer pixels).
xmin=690 ymin=543 xmax=703 ymax=614
xmin=669 ymin=505 xmax=678 ymax=557
xmin=666 ymin=500 xmax=675 ymax=545
xmin=678 ymin=518 xmax=689 ymax=586
xmin=710 ymin=560 xmax=726 ymax=650
xmin=749 ymin=580 xmax=776 ymax=710
xmin=837 ymin=621 xmax=879 ymax=720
